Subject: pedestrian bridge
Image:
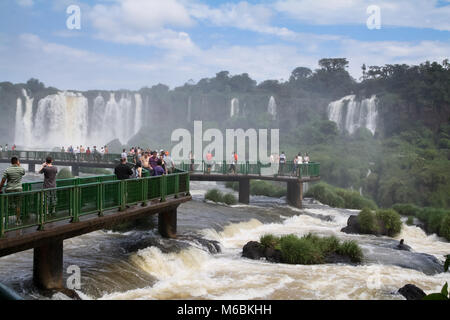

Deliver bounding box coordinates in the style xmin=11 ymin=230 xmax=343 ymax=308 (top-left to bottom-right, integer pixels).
xmin=0 ymin=150 xmax=320 ymax=293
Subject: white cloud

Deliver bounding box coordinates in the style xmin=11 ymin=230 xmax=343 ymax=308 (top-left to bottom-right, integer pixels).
xmin=274 ymin=0 xmax=450 ymax=31
xmin=88 ymin=0 xmax=196 ymax=51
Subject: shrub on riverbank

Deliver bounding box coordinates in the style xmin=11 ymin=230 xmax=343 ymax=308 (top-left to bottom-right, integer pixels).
xmin=305 ymin=182 xmax=377 ymax=210
xmin=259 ymin=233 xmax=363 ymax=264
xmin=205 ymin=189 xmax=237 ymax=205
xmin=343 ymin=208 xmax=402 ymax=237
xmin=392 ymin=204 xmax=450 ymax=241
xmin=376 ymin=209 xmax=402 ymax=237
xmin=56 ymin=168 xmax=73 ymax=179
xmin=225 ymin=180 xmax=286 ymax=198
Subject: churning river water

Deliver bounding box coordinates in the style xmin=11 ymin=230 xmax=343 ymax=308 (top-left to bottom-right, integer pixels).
xmin=0 ymin=165 xmax=449 ymax=300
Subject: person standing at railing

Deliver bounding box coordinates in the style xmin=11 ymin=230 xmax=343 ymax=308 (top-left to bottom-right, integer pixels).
xmin=153 ymin=159 xmax=165 ymax=176
xmin=292 ymin=155 xmax=299 ymax=176
xmin=164 ymin=151 xmax=175 ymax=174
xmin=39 ymin=156 xmax=58 ymax=216
xmin=189 ymin=151 xmax=194 ymax=172
xmin=0 ymin=157 xmax=25 ymax=225
xmin=4 ymin=144 xmax=8 ymax=152
xmin=149 ymin=151 xmax=158 ymax=171
xmin=278 ymin=152 xmax=286 ymax=175
xmin=114 ymin=157 xmax=133 ymax=180
xmin=205 ymin=151 xmax=213 ymax=174
xmin=229 ymin=152 xmax=237 ymax=174
xmin=304 ymin=153 xmax=310 ymax=163
xmin=121 ymin=149 xmax=127 ymax=160
xmin=133 ymin=159 xmax=142 ymax=178
xmin=11 ymin=144 xmax=16 ymax=151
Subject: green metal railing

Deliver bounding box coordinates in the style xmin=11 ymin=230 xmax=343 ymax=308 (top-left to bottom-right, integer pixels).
xmin=176 ymin=160 xmax=320 ymax=178
xmin=0 ymin=170 xmax=189 ymax=237
xmin=0 ymin=150 xmax=123 ymax=164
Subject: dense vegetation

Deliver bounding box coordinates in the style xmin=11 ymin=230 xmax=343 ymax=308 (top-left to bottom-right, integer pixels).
xmin=204 ymin=189 xmax=237 ymax=205
xmin=356 ymin=208 xmax=402 ymax=237
xmin=225 ymin=180 xmax=286 ymax=198
xmin=392 ymin=204 xmax=450 ymax=241
xmin=260 ymin=233 xmax=363 ymax=264
xmin=305 ymin=182 xmax=377 ymax=210
xmin=56 ymin=168 xmax=74 ymax=179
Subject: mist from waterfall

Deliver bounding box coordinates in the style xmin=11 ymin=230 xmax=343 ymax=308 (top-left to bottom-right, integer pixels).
xmin=268 ymin=96 xmax=277 ymax=120
xmin=14 ymin=91 xmax=144 ymax=149
xmin=328 ymin=95 xmax=378 ymax=135
xmin=230 ymin=98 xmax=239 ymax=118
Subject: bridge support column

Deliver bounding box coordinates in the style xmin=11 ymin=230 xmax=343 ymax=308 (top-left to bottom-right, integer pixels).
xmin=28 ymin=163 xmax=35 ymax=173
xmin=238 ymin=179 xmax=250 ymax=205
xmin=287 ymin=181 xmax=303 ymax=209
xmin=158 ymin=207 xmax=177 ymax=239
xmin=33 ymin=240 xmax=63 ymax=290
xmin=71 ymin=165 xmax=79 ymax=177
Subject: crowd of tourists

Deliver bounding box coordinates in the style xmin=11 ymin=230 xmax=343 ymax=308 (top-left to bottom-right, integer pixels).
xmin=115 ymin=147 xmax=175 ymax=180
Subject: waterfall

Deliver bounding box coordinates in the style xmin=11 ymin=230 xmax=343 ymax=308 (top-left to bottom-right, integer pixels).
xmin=14 ymin=89 xmax=34 ymax=147
xmin=32 ymin=92 xmax=88 ymax=148
xmin=230 ymin=98 xmax=239 ymax=118
xmin=327 ymin=95 xmax=378 ymax=135
xmin=268 ymin=96 xmax=277 ymax=120
xmin=134 ymin=93 xmax=143 ymax=136
xmin=14 ymin=90 xmax=143 ymax=149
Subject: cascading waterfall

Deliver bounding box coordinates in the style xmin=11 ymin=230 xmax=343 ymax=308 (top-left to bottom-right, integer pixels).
xmin=134 ymin=93 xmax=143 ymax=136
xmin=328 ymin=95 xmax=378 ymax=135
xmin=230 ymin=98 xmax=239 ymax=118
xmin=14 ymin=89 xmax=34 ymax=147
xmin=268 ymin=96 xmax=277 ymax=120
xmin=32 ymin=92 xmax=89 ymax=148
xmin=14 ymin=91 xmax=144 ymax=148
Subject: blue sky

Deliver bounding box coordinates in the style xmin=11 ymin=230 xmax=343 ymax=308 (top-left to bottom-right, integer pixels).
xmin=0 ymin=0 xmax=449 ymax=90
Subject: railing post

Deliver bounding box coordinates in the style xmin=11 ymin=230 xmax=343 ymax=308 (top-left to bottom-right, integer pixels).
xmin=185 ymin=173 xmax=190 ymax=196
xmin=72 ymin=186 xmax=79 ymax=223
xmin=0 ymin=195 xmax=5 ymax=237
xmin=174 ymin=174 xmax=179 ymax=198
xmin=142 ymin=178 xmax=148 ymax=206
xmin=98 ymin=183 xmax=104 ymax=216
xmin=160 ymin=175 xmax=167 ymax=202
xmin=120 ymin=181 xmax=126 ymax=211
xmin=38 ymin=190 xmax=45 ymax=230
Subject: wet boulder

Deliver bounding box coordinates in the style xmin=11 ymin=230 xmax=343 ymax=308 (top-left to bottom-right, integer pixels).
xmin=398 ymin=284 xmax=426 ymax=300
xmin=242 ymin=241 xmax=265 ymax=260
xmin=341 ymin=215 xmax=360 ymax=234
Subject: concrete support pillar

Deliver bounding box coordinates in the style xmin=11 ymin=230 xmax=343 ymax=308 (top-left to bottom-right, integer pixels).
xmin=33 ymin=239 xmax=63 ymax=290
xmin=158 ymin=207 xmax=177 ymax=239
xmin=238 ymin=179 xmax=250 ymax=205
xmin=28 ymin=163 xmax=35 ymax=173
xmin=287 ymin=181 xmax=303 ymax=209
xmin=72 ymin=165 xmax=79 ymax=177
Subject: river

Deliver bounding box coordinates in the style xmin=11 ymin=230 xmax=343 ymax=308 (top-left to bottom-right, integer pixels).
xmin=0 ymin=166 xmax=449 ymax=300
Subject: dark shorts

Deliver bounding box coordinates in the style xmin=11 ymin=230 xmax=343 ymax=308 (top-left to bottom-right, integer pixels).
xmin=5 ymin=189 xmax=22 ymax=210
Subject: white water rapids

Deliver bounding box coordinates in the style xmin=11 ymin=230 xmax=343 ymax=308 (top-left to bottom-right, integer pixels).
xmin=0 ymin=180 xmax=448 ymax=300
